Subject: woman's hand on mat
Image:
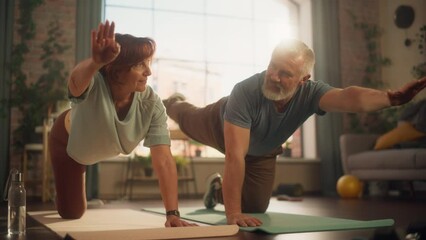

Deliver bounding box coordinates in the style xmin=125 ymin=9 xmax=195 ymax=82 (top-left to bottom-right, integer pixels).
xmin=226 ymin=213 xmax=262 ymax=227
xmin=165 ymin=215 xmax=198 ymax=227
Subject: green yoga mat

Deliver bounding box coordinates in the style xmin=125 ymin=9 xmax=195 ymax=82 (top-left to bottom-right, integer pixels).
xmin=144 ymin=207 xmax=394 ymax=234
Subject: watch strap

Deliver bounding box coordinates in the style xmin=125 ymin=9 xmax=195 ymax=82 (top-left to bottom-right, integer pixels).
xmin=166 ymin=210 xmax=180 ymax=217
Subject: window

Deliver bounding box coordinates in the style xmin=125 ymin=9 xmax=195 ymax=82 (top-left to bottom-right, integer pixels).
xmin=105 ymin=0 xmax=313 ymax=158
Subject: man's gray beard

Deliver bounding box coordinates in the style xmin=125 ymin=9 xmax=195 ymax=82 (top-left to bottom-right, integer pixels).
xmin=262 ymin=82 xmax=291 ymax=101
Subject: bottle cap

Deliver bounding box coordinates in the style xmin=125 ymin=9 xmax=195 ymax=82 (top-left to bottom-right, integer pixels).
xmin=3 ymin=169 xmax=23 ymax=201
xmin=12 ymin=172 xmax=23 ymax=182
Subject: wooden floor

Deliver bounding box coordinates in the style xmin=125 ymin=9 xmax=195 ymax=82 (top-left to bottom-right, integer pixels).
xmin=1 ymin=194 xmax=425 ymax=240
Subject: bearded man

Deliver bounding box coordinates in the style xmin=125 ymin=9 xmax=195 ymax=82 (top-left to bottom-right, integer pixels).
xmin=163 ymin=39 xmax=426 ymax=227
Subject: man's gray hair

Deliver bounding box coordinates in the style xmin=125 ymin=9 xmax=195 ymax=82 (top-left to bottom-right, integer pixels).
xmin=273 ymin=39 xmax=315 ymax=76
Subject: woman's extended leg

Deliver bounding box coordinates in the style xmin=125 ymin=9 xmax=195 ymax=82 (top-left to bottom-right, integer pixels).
xmin=164 ymin=97 xmax=227 ymax=152
xmin=49 ymin=110 xmax=87 ymax=219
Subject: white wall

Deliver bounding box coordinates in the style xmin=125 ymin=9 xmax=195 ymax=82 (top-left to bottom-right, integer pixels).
xmin=380 ymin=0 xmax=426 ymax=100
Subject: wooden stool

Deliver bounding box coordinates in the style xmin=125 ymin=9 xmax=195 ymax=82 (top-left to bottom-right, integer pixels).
xmin=22 ymin=119 xmax=52 ymax=202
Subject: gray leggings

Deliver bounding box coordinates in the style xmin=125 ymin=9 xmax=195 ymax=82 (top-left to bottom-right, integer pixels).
xmin=165 ymin=98 xmax=279 ymax=213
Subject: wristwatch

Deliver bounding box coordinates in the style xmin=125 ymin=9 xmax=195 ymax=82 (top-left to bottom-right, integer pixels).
xmin=166 ymin=210 xmax=180 ymax=217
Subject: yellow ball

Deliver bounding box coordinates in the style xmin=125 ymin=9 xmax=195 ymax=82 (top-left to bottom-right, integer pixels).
xmin=336 ymin=175 xmax=362 ymax=198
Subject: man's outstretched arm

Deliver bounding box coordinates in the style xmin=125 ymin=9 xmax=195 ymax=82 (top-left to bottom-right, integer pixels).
xmin=319 ymin=77 xmax=426 ymax=113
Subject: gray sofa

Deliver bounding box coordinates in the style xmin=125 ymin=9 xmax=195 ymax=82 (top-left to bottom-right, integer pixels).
xmin=339 ymin=134 xmax=426 ymax=181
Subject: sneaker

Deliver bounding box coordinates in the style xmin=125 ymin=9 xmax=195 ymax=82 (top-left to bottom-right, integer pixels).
xmin=162 ymin=93 xmax=186 ymax=107
xmin=203 ymin=173 xmax=223 ymax=209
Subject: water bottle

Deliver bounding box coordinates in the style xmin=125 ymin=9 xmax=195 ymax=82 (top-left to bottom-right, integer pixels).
xmin=4 ymin=169 xmax=26 ymax=236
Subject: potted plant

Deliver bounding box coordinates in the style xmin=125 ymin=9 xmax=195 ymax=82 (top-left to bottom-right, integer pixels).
xmin=174 ymin=155 xmax=189 ymax=176
xmin=189 ymin=139 xmax=203 ymax=157
xmin=134 ymin=154 xmax=153 ymax=177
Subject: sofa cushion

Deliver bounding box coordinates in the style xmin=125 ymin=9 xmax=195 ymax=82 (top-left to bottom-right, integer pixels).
xmin=347 ymin=149 xmax=426 ymax=170
xmin=374 ymin=122 xmax=425 ymax=150
xmin=416 ymin=151 xmax=426 ymax=168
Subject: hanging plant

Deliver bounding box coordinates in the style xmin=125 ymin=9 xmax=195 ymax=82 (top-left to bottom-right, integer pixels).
xmin=1 ymin=0 xmax=70 ymax=150
xmin=412 ymin=25 xmax=426 ymax=78
xmin=345 ymin=11 xmax=409 ymax=134
xmin=3 ymin=0 xmax=43 ymax=117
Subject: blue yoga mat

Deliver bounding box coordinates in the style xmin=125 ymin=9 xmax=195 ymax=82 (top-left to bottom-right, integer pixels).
xmin=144 ymin=207 xmax=394 ymax=234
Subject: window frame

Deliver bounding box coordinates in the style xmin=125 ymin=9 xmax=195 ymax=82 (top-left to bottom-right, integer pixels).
xmin=103 ymin=0 xmax=316 ymax=159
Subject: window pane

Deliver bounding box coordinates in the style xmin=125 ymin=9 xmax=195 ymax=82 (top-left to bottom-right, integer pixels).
xmin=154 ymin=0 xmax=204 ymax=13
xmin=154 ymin=12 xmax=204 ymax=61
xmin=206 ymin=16 xmax=254 ymax=64
xmin=153 ymin=59 xmax=206 ymax=105
xmin=106 ymin=7 xmax=153 ymax=37
xmin=206 ymin=0 xmax=252 ymax=18
xmin=254 ymin=0 xmax=290 ymax=21
xmin=105 ymin=0 xmax=305 ymax=158
xmin=207 ymin=63 xmax=254 ymax=102
xmin=253 ymin=19 xmax=298 ymax=67
xmin=106 ymin=0 xmax=152 ymax=8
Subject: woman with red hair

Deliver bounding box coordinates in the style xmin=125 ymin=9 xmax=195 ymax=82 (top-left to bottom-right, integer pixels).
xmin=49 ymin=20 xmax=194 ymax=227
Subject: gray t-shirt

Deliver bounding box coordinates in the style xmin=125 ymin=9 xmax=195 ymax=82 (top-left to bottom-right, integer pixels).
xmin=223 ymin=71 xmax=333 ymax=156
xmin=67 ymin=72 xmax=170 ymax=165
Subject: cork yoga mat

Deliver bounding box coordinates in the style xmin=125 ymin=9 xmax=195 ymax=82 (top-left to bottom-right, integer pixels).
xmin=28 ymin=209 xmax=239 ymax=240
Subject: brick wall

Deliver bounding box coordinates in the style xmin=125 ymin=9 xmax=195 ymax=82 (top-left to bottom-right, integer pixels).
xmin=339 ymin=0 xmax=381 ymax=88
xmin=9 ymin=0 xmax=76 ymax=168
xmin=338 ymin=0 xmax=382 ymax=133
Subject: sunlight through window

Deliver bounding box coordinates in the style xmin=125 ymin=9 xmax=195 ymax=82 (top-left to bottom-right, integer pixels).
xmin=105 ymin=0 xmax=307 ymax=158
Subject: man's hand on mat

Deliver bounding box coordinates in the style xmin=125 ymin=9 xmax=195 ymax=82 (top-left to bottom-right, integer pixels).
xmin=226 ymin=213 xmax=262 ymax=227
xmin=165 ymin=215 xmax=198 ymax=227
